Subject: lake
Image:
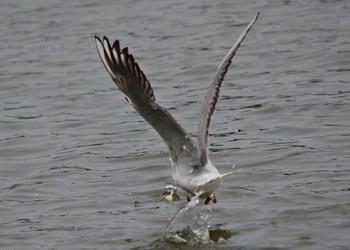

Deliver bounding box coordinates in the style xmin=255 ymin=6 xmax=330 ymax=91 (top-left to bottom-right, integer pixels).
xmin=0 ymin=0 xmax=349 ymax=249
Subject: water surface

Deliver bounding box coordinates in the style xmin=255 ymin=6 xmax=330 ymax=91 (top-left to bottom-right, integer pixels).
xmin=1 ymin=0 xmax=349 ymax=249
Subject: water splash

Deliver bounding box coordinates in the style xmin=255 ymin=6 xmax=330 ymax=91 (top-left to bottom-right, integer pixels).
xmin=162 ymin=183 xmax=180 ymax=202
xmin=165 ymin=191 xmax=212 ymax=245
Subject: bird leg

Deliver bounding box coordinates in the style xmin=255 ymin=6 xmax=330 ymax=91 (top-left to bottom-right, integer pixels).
xmin=187 ymin=193 xmax=217 ymax=205
xmin=204 ymin=193 xmax=217 ymax=205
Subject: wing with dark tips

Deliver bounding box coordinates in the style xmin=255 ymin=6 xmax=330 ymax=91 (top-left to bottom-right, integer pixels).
xmin=95 ymin=36 xmax=201 ymax=168
xmin=197 ymin=13 xmax=259 ymax=164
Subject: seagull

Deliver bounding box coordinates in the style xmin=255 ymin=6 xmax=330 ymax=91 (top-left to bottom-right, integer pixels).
xmin=95 ymin=13 xmax=259 ymax=205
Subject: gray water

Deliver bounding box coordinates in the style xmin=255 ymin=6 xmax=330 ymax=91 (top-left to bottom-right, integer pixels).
xmin=1 ymin=0 xmax=349 ymax=249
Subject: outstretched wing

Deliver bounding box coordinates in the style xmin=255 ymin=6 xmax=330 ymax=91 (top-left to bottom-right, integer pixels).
xmin=197 ymin=13 xmax=259 ymax=165
xmin=95 ymin=37 xmax=201 ymax=168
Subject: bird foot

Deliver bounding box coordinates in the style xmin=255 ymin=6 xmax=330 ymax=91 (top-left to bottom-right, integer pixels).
xmin=204 ymin=193 xmax=217 ymax=205
xmin=186 ymin=193 xmax=217 ymax=205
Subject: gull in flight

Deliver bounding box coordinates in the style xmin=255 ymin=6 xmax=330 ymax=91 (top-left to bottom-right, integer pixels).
xmin=95 ymin=13 xmax=259 ymax=205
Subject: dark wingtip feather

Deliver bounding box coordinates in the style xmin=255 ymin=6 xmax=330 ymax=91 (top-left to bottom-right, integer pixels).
xmin=112 ymin=40 xmax=120 ymax=50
